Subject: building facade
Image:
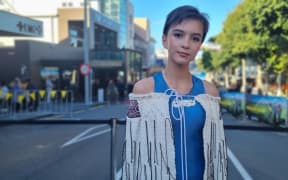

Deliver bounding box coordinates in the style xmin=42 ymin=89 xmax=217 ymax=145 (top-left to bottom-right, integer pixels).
xmin=98 ymin=0 xmax=134 ymax=49
xmin=134 ymin=18 xmax=155 ymax=69
xmin=0 ymin=0 xmax=16 ymax=12
xmin=0 ymin=1 xmax=143 ymax=100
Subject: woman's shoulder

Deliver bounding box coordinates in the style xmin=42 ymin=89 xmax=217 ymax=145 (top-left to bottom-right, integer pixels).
xmin=133 ymin=77 xmax=154 ymax=94
xmin=203 ymin=80 xmax=219 ymax=97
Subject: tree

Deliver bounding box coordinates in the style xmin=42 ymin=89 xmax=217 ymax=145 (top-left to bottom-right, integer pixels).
xmin=200 ymin=50 xmax=213 ymax=71
xmin=216 ymin=0 xmax=288 ymax=94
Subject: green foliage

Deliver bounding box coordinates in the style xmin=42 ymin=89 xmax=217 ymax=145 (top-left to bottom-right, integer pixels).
xmin=198 ymin=49 xmax=228 ymax=72
xmin=201 ymin=50 xmax=213 ymax=71
xmin=215 ymin=0 xmax=288 ymax=73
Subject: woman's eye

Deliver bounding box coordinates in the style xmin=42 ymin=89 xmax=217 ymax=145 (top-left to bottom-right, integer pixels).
xmin=173 ymin=33 xmax=183 ymax=38
xmin=192 ymin=36 xmax=201 ymax=42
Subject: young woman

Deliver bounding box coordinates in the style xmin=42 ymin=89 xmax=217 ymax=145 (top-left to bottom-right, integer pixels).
xmin=123 ymin=5 xmax=227 ymax=180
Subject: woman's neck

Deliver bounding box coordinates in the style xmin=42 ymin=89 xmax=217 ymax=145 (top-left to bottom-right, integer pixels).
xmin=163 ymin=65 xmax=193 ymax=94
xmin=164 ymin=63 xmax=191 ymax=80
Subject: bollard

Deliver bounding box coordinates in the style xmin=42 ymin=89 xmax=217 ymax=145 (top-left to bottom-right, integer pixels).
xmin=98 ymin=88 xmax=104 ymax=103
xmin=242 ymin=91 xmax=247 ymax=121
xmin=70 ymin=91 xmax=74 ymax=118
xmin=111 ymin=118 xmax=117 ymax=180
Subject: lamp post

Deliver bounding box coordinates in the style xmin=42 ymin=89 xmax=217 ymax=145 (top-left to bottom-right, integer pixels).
xmin=83 ymin=0 xmax=91 ymax=104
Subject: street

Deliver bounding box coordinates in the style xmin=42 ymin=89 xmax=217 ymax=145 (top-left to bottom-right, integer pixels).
xmin=0 ymin=102 xmax=288 ymax=180
xmin=1 ymin=1 xmax=287 ymax=179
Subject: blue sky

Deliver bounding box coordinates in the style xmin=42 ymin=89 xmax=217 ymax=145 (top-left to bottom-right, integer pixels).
xmin=131 ymin=0 xmax=242 ymax=50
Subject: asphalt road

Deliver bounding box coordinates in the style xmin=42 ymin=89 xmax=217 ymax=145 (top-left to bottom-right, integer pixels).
xmin=0 ymin=103 xmax=287 ymax=180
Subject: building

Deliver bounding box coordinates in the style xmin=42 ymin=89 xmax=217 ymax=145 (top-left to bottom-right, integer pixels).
xmin=0 ymin=0 xmax=16 ymax=13
xmin=0 ymin=0 xmax=143 ymax=100
xmin=134 ymin=18 xmax=156 ymax=72
xmin=0 ymin=10 xmax=42 ymax=38
xmin=98 ymin=0 xmax=134 ymax=49
xmin=0 ymin=9 xmax=43 ymax=84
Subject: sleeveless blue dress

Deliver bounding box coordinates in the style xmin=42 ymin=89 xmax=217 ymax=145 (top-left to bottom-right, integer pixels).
xmin=153 ymin=72 xmax=206 ymax=180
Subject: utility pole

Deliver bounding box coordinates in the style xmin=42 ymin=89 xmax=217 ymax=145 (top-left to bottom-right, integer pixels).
xmin=83 ymin=0 xmax=91 ymax=104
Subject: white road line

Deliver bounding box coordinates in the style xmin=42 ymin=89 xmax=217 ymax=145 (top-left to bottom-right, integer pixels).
xmin=116 ymin=148 xmax=253 ymax=180
xmin=72 ymin=105 xmax=104 ymax=113
xmin=228 ymin=147 xmax=253 ymax=180
xmin=67 ymin=125 xmax=107 ymax=142
xmin=41 ymin=114 xmax=63 ymax=120
xmin=103 ymin=147 xmax=253 ymax=180
xmin=61 ymin=125 xmax=109 ymax=148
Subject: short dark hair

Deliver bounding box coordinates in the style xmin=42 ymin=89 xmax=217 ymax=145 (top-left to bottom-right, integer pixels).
xmin=163 ymin=5 xmax=209 ymax=42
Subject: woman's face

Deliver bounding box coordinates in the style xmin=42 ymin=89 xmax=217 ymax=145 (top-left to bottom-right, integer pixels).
xmin=162 ymin=19 xmax=204 ymax=65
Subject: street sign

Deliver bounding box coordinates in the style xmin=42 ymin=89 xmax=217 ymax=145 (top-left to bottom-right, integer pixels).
xmin=80 ymin=63 xmax=91 ymax=76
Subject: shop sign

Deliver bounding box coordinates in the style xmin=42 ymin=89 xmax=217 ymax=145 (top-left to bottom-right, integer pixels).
xmin=0 ymin=11 xmax=43 ymax=37
xmin=16 ymin=21 xmax=42 ymax=36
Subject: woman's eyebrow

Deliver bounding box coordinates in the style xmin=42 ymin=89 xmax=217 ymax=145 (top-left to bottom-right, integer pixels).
xmin=171 ymin=29 xmax=184 ymax=33
xmin=172 ymin=29 xmax=202 ymax=37
xmin=191 ymin=33 xmax=202 ymax=37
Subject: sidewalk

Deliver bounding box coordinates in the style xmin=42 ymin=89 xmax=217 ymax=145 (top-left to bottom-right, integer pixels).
xmin=222 ymin=112 xmax=288 ymax=132
xmin=0 ymin=102 xmax=105 ymax=121
xmin=223 ymin=112 xmax=272 ymax=128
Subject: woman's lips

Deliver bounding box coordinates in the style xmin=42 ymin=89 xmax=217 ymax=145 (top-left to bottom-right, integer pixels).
xmin=177 ymin=52 xmax=190 ymax=57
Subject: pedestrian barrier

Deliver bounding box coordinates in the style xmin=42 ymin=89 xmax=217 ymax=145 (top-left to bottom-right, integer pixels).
xmin=0 ymin=89 xmax=74 ymax=119
xmin=0 ymin=92 xmax=12 ymax=115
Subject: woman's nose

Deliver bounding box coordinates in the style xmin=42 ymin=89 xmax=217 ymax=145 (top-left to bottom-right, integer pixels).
xmin=181 ymin=37 xmax=190 ymax=49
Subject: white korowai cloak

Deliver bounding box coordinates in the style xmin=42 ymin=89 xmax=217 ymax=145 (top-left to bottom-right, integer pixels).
xmin=122 ymin=93 xmax=227 ymax=180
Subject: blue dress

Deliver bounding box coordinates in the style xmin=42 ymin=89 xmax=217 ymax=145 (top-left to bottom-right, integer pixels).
xmin=153 ymin=72 xmax=206 ymax=180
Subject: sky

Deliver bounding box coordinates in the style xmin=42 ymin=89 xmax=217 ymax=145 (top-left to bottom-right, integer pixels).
xmin=12 ymin=0 xmax=242 ymax=50
xmin=131 ymin=0 xmax=242 ymax=50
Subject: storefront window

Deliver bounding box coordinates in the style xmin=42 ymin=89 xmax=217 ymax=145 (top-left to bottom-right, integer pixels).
xmin=40 ymin=67 xmax=59 ymax=80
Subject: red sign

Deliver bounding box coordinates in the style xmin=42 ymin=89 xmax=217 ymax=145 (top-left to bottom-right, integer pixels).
xmin=80 ymin=64 xmax=91 ymax=76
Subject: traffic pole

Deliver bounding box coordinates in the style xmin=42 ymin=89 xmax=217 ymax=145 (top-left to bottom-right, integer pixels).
xmin=83 ymin=0 xmax=91 ymax=105
xmin=111 ymin=118 xmax=117 ymax=180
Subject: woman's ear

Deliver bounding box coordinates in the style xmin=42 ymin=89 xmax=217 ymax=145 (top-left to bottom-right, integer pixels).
xmin=162 ymin=35 xmax=167 ymax=49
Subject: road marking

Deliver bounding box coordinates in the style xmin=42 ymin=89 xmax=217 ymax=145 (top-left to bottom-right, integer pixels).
xmin=73 ymin=106 xmax=102 ymax=114
xmin=61 ymin=125 xmax=109 ymax=148
xmin=63 ymin=125 xmax=107 ymax=144
xmin=41 ymin=114 xmax=63 ymax=120
xmin=228 ymin=147 xmax=253 ymax=180
xmin=116 ymin=148 xmax=252 ymax=180
xmin=90 ymin=105 xmax=104 ymax=110
xmin=113 ymin=147 xmax=254 ymax=180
